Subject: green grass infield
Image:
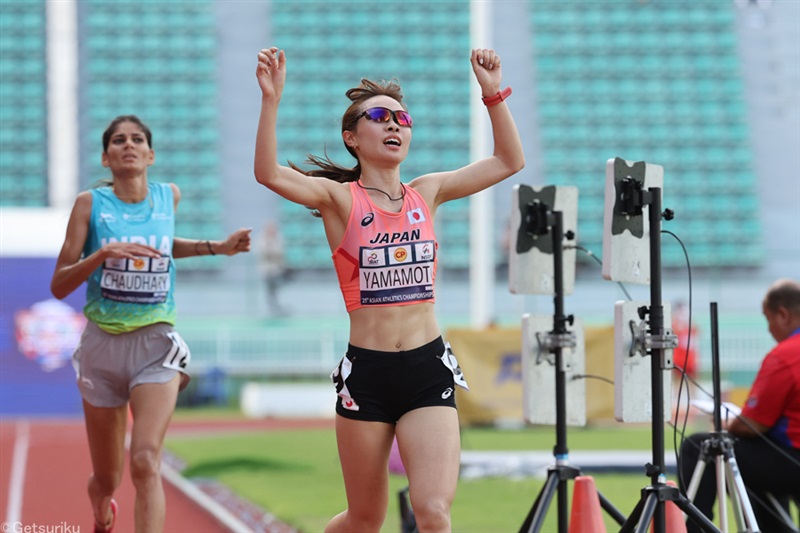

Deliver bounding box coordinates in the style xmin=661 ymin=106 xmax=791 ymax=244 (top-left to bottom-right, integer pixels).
xmin=165 ymin=410 xmax=712 ymax=532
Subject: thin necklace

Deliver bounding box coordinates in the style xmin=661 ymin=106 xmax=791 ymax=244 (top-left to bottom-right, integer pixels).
xmin=357 ymin=180 xmax=406 ymax=202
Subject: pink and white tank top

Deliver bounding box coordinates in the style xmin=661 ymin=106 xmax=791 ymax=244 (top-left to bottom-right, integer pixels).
xmin=332 ymin=181 xmax=438 ymax=312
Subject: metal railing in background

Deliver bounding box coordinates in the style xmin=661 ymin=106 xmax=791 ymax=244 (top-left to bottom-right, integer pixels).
xmin=696 ymin=330 xmax=775 ymax=386
xmin=180 ymin=324 xmax=772 ymax=381
xmin=182 ymin=326 xmax=349 ymax=377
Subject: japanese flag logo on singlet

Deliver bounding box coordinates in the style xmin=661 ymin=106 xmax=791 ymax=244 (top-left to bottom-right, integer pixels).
xmin=407 ymin=208 xmax=426 ymax=224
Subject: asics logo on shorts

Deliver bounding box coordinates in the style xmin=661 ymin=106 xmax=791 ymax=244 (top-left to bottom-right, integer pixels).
xmin=441 ymin=387 xmax=453 ymax=399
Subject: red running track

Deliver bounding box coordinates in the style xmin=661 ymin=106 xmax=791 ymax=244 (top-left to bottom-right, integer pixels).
xmin=0 ymin=418 xmax=331 ymax=532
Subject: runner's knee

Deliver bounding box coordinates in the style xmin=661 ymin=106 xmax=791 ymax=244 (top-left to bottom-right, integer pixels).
xmin=410 ymin=496 xmax=451 ymax=532
xmin=129 ymin=447 xmax=161 ymax=485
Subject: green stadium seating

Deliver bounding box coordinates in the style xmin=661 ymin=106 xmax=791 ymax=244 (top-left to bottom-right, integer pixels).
xmin=528 ymin=0 xmax=760 ymax=267
xmin=0 ymin=0 xmax=48 ymax=207
xmin=271 ymin=1 xmax=472 ymax=270
xmin=78 ymin=1 xmax=222 ymax=269
xmin=3 ymin=2 xmax=762 ymax=273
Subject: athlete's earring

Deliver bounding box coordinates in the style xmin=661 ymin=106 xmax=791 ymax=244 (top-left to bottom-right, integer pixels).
xmin=343 ymin=131 xmax=357 ymax=150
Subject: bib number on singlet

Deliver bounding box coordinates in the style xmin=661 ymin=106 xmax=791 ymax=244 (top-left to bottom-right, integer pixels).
xmin=101 ymin=256 xmax=171 ymax=304
xmin=163 ymin=331 xmax=191 ymax=371
xmin=359 ymin=240 xmax=435 ymax=306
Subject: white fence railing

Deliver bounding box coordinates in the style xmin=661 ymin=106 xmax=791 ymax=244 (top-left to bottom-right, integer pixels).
xmin=696 ymin=330 xmax=774 ymax=377
xmin=180 ymin=326 xmax=774 ymax=382
xmin=182 ymin=327 xmax=350 ymax=377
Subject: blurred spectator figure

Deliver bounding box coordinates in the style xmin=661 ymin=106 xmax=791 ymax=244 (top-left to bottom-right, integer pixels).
xmin=672 ymin=300 xmax=699 ymax=419
xmin=259 ymin=220 xmax=287 ymax=316
xmin=679 ymin=279 xmax=800 ymax=532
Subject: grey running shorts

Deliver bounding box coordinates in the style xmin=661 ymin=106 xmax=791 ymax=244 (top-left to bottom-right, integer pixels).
xmin=72 ymin=321 xmax=191 ymax=408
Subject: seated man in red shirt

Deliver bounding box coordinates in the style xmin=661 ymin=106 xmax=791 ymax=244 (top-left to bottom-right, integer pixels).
xmin=679 ymin=278 xmax=800 ymax=533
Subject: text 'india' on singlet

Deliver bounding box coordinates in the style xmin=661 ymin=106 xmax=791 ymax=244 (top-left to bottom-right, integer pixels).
xmin=83 ymin=182 xmax=177 ymax=334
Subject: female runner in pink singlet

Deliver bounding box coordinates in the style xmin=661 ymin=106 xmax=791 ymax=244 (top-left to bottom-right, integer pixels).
xmin=254 ymin=46 xmax=524 ymax=533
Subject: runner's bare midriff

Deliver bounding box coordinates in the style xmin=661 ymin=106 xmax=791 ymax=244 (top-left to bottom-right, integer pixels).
xmin=348 ymin=302 xmax=440 ymax=351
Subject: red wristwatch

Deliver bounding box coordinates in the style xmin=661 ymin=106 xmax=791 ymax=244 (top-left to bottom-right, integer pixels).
xmin=481 ymin=87 xmax=512 ymax=107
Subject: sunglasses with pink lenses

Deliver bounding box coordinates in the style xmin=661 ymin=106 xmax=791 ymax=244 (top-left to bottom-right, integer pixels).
xmin=356 ymin=107 xmax=413 ymax=128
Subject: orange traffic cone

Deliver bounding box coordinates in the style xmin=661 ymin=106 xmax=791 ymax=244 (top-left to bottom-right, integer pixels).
xmin=649 ymin=481 xmax=687 ymax=533
xmin=570 ymin=475 xmax=606 ymax=533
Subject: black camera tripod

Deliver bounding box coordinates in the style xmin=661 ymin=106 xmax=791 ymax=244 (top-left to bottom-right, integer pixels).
xmin=683 ymin=302 xmax=759 ymax=532
xmin=517 ymin=204 xmax=625 ymax=533
xmin=616 ymin=183 xmax=720 ymax=533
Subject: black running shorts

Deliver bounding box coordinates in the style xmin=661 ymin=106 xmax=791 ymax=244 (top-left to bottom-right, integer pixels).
xmin=330 ymin=336 xmax=462 ymax=423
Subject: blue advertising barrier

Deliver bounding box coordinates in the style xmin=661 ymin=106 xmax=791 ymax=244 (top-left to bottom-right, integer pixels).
xmin=0 ymin=257 xmax=85 ymax=416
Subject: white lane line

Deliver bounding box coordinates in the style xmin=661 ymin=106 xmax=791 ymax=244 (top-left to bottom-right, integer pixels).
xmin=6 ymin=420 xmax=30 ymax=524
xmin=125 ymin=420 xmax=252 ymax=532
xmin=160 ymin=462 xmax=254 ymax=533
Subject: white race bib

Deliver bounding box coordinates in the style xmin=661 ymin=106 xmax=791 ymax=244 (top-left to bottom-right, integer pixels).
xmin=163 ymin=331 xmax=191 ymax=371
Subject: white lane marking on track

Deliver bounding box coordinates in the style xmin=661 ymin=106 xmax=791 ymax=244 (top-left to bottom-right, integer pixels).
xmin=126 ymin=411 xmax=253 ymax=532
xmin=160 ymin=462 xmax=255 ymax=533
xmin=6 ymin=420 xmax=30 ymax=524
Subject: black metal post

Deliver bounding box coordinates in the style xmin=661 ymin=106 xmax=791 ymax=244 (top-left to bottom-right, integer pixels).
xmin=648 ymin=187 xmax=667 ymax=533
xmin=552 ymin=211 xmax=569 ymax=531
xmin=518 ymin=208 xmax=625 ymax=533
xmin=618 ymin=181 xmax=721 ymax=533
xmin=710 ymin=302 xmax=722 ymax=433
